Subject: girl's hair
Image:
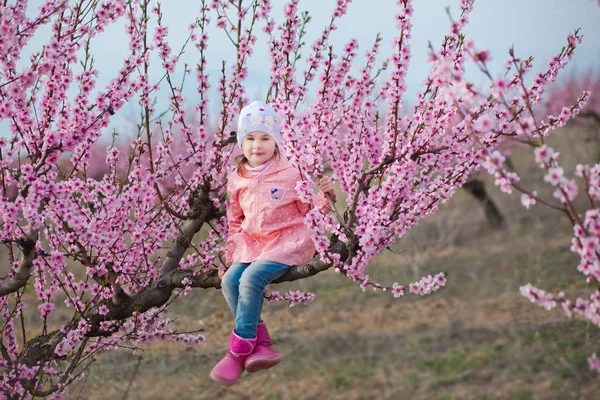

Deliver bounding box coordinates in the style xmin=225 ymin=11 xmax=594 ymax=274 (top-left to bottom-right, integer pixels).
xmin=234 ymin=145 xmax=280 ymax=177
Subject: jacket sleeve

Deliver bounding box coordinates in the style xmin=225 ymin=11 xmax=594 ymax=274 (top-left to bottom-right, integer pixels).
xmin=224 ymin=180 xmax=244 ymax=265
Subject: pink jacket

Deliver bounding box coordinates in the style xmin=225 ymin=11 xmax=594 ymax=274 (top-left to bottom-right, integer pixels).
xmin=224 ymin=157 xmax=330 ymax=266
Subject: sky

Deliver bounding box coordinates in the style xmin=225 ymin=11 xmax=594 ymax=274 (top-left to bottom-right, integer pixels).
xmin=9 ymin=0 xmax=600 ymax=136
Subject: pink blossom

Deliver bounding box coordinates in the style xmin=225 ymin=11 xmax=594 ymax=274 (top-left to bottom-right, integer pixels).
xmin=38 ymin=302 xmax=55 ymax=319
xmin=520 ymin=191 xmax=537 ymax=209
xmin=520 ymin=284 xmax=556 ymax=311
xmin=589 ymin=354 xmax=600 ymax=372
xmin=553 ymin=178 xmax=578 ymax=203
xmin=391 ymin=282 xmax=404 ymax=298
xmin=544 ymin=167 xmax=564 ymax=186
xmin=534 ymin=144 xmax=555 ymax=165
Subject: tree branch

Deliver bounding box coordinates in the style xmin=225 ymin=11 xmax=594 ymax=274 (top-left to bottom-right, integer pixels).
xmin=0 ymin=339 xmax=12 ymax=365
xmin=25 ymin=337 xmax=89 ymax=398
xmin=0 ymin=229 xmax=39 ymax=297
xmin=158 ymin=187 xmax=217 ymax=277
xmin=15 ymin=330 xmax=63 ymax=367
xmin=87 ymin=238 xmax=349 ymax=337
xmin=14 ymin=237 xmax=350 ymax=380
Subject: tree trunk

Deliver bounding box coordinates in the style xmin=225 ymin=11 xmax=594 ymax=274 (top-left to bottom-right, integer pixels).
xmin=463 ymin=179 xmax=506 ymax=229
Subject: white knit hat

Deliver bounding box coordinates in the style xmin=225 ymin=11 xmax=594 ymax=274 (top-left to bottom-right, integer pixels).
xmin=237 ymin=101 xmax=281 ymax=148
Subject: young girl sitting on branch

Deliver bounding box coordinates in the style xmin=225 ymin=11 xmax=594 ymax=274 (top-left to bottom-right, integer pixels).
xmin=210 ymin=101 xmax=335 ymax=386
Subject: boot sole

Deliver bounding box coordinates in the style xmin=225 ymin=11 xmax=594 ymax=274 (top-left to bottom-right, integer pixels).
xmin=210 ymin=371 xmax=237 ymax=386
xmin=245 ymin=356 xmax=281 ymax=373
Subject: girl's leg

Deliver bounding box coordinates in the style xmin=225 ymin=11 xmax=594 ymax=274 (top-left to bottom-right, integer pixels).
xmin=221 ymin=262 xmax=250 ymax=317
xmin=210 ymin=262 xmax=255 ymax=386
xmin=234 ymin=260 xmax=290 ymax=338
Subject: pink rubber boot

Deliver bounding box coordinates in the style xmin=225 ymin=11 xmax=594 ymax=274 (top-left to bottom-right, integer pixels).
xmin=244 ymin=322 xmax=281 ymax=373
xmin=210 ymin=331 xmax=257 ymax=386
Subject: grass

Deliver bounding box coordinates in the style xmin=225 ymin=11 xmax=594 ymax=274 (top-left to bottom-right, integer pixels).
xmin=67 ymin=213 xmax=600 ymax=399
xmin=75 ymin=314 xmax=599 ymax=398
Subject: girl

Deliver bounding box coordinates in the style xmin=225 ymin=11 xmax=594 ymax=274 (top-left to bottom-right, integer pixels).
xmin=210 ymin=101 xmax=334 ymax=386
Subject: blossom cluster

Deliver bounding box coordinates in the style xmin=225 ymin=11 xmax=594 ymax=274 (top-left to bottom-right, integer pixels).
xmin=265 ymin=289 xmax=316 ymax=307
xmin=472 ymin=3 xmax=600 ymax=372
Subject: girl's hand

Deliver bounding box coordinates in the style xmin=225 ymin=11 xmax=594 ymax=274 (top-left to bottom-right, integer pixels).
xmin=218 ymin=270 xmax=226 ymax=279
xmin=317 ymin=177 xmax=335 ymax=196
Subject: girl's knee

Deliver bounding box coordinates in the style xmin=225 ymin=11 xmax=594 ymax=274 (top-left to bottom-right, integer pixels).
xmin=239 ymin=271 xmax=266 ymax=290
xmin=221 ymin=270 xmax=240 ymax=290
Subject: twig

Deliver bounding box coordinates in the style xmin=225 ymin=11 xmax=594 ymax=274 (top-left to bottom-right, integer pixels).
xmin=122 ymin=356 xmax=142 ymax=400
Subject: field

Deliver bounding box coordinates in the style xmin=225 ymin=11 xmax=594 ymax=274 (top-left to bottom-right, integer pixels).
xmin=9 ymin=124 xmax=600 ymax=400
xmin=70 ymin=218 xmax=600 ymax=399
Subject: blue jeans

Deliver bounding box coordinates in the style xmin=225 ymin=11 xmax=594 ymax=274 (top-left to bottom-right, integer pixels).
xmin=221 ymin=260 xmax=290 ymax=339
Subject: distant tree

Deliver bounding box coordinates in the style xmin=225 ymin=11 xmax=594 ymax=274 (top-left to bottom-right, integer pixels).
xmin=545 ymin=70 xmax=600 ymax=148
xmin=463 ymin=176 xmax=505 ymax=229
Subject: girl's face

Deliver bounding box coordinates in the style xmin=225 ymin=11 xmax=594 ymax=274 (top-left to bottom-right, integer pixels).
xmin=242 ymin=131 xmax=276 ymax=167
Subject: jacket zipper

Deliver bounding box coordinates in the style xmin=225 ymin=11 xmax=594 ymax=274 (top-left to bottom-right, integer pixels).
xmin=255 ymin=176 xmax=260 ymax=234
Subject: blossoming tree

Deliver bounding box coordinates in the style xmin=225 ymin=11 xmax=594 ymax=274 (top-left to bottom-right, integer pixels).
xmin=0 ymin=0 xmax=596 ymax=397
